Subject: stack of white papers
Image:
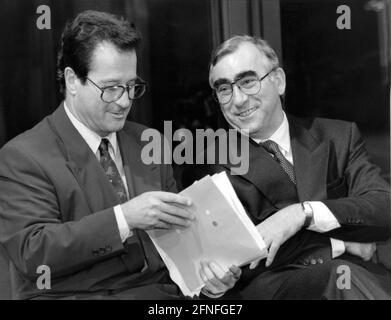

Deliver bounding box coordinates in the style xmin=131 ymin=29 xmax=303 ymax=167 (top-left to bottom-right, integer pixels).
xmin=147 ymin=172 xmax=267 ymax=297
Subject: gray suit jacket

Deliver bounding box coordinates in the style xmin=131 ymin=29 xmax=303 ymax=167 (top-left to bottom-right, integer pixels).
xmin=0 ymin=104 xmax=176 ymax=299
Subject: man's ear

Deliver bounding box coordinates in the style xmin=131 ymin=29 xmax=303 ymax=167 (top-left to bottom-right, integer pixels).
xmin=64 ymin=67 xmax=79 ymax=96
xmin=273 ymin=67 xmax=286 ymax=96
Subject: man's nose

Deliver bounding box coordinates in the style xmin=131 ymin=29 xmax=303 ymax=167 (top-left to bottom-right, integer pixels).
xmin=231 ymin=85 xmax=248 ymax=106
xmin=116 ymin=89 xmax=131 ymax=108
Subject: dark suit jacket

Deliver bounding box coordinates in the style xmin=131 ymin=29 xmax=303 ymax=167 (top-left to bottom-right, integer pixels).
xmin=183 ymin=115 xmax=390 ymax=279
xmin=0 ymin=104 xmax=177 ymax=299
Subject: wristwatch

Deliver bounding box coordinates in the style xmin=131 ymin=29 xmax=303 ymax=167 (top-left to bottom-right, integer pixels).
xmin=301 ymin=201 xmax=314 ymax=228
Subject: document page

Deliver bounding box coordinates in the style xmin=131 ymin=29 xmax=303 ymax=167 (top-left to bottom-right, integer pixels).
xmin=147 ymin=172 xmax=267 ymax=296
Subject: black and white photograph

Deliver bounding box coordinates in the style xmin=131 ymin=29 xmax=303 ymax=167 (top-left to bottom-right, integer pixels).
xmin=0 ymin=0 xmax=390 ymax=307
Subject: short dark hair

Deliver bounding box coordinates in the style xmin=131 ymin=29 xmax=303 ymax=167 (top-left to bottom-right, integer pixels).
xmin=57 ymin=10 xmax=142 ymax=95
xmin=208 ymin=35 xmax=279 ymax=87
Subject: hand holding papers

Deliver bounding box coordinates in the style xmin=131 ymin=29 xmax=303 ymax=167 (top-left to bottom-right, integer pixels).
xmin=147 ymin=172 xmax=267 ymax=297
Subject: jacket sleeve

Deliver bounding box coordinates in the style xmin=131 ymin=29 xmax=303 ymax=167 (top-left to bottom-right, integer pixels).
xmin=0 ymin=144 xmax=125 ymax=281
xmin=323 ymin=122 xmax=390 ymax=242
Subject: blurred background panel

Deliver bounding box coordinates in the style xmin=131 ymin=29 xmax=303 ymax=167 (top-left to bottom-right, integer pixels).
xmin=145 ymin=0 xmax=213 ymax=131
xmin=0 ymin=0 xmax=389 ymax=181
xmin=0 ymin=0 xmax=155 ymax=137
xmin=280 ymin=0 xmax=390 ymax=182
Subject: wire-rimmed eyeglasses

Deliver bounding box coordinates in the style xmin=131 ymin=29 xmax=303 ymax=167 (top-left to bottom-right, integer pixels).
xmin=213 ymin=68 xmax=276 ymax=105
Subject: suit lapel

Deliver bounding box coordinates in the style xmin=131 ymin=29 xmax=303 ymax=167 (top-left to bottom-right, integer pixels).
xmin=223 ymin=131 xmax=298 ymax=209
xmin=243 ymin=140 xmax=299 ymax=208
xmin=117 ymin=126 xmax=164 ymax=269
xmin=223 ymin=115 xmax=329 ymax=207
xmin=288 ymin=115 xmax=328 ymax=202
xmin=117 ymin=128 xmax=162 ymax=198
xmin=48 ymin=104 xmax=119 ymax=213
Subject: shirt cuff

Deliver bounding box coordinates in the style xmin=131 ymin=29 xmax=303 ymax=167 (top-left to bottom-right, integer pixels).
xmin=307 ymin=201 xmax=341 ymax=233
xmin=201 ymin=287 xmax=225 ymax=299
xmin=330 ymin=238 xmax=346 ymax=258
xmin=114 ymin=205 xmax=132 ymax=243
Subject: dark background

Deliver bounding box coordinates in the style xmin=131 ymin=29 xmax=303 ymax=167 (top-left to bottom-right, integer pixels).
xmin=0 ymin=0 xmax=389 ymax=181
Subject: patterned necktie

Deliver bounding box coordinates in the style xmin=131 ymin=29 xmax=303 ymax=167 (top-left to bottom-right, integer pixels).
xmin=261 ymin=140 xmax=296 ymax=184
xmin=98 ymin=138 xmax=128 ymax=203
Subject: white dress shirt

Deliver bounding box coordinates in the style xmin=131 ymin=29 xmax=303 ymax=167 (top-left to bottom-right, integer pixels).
xmin=64 ymin=102 xmax=131 ymax=242
xmin=253 ymin=112 xmax=345 ymax=258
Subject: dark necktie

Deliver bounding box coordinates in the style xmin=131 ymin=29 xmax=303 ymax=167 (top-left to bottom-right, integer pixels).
xmin=261 ymin=140 xmax=296 ymax=184
xmin=99 ymin=138 xmax=128 ymax=203
xmin=99 ymin=140 xmax=147 ymax=268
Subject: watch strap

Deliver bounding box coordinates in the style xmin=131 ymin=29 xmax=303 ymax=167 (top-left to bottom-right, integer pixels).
xmin=301 ymin=201 xmax=314 ymax=228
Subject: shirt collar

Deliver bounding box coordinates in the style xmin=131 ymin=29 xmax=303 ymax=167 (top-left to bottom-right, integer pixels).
xmin=63 ymin=101 xmax=118 ymax=156
xmin=254 ymin=111 xmax=291 ymax=155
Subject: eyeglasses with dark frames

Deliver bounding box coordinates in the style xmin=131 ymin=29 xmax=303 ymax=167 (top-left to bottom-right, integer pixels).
xmin=86 ymin=77 xmax=147 ymax=103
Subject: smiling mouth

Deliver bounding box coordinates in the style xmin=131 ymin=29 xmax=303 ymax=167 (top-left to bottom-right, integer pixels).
xmin=111 ymin=111 xmax=127 ymax=117
xmin=237 ymin=106 xmax=258 ymax=118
